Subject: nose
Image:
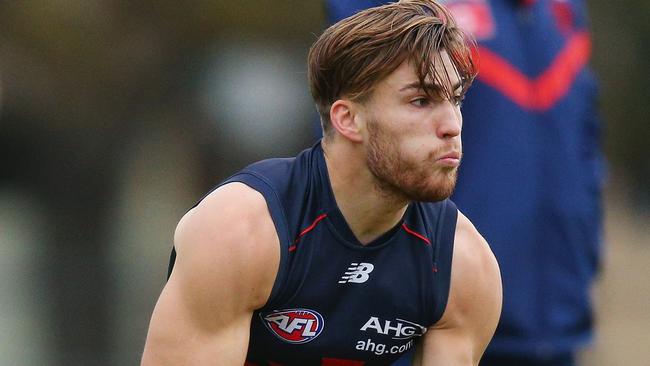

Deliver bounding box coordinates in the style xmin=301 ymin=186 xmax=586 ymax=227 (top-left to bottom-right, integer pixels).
xmin=436 ymin=101 xmax=462 ymax=139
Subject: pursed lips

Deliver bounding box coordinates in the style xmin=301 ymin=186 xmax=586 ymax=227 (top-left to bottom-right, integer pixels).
xmin=436 ymin=151 xmax=461 ymax=167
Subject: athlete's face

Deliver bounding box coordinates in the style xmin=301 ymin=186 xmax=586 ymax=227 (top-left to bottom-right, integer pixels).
xmin=361 ymin=52 xmax=464 ymax=202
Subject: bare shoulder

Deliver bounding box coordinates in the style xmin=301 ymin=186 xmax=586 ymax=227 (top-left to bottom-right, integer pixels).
xmin=142 ymin=183 xmax=279 ymax=364
xmin=415 ymin=211 xmax=501 ymax=365
xmin=450 ymin=211 xmax=501 ymax=305
xmin=438 ymin=210 xmax=502 ymax=348
xmin=172 ymin=182 xmax=280 ymax=311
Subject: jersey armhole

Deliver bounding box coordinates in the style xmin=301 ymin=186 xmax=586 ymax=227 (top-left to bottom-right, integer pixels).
xmin=167 ymin=171 xmax=291 ymax=310
xmin=221 ymin=171 xmax=291 ymax=309
xmin=430 ymin=199 xmax=458 ymax=324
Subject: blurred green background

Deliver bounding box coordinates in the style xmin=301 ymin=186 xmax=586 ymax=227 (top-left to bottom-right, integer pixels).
xmin=0 ymin=1 xmax=648 ymax=365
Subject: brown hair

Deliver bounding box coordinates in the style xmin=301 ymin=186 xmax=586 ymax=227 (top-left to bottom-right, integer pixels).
xmin=308 ymin=0 xmax=477 ymax=137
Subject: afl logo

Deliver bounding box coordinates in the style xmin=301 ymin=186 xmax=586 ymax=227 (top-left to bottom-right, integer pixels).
xmin=261 ymin=308 xmax=324 ymax=344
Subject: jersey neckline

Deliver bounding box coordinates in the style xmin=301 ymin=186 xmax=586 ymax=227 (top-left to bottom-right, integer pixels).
xmin=314 ymin=141 xmax=412 ymax=249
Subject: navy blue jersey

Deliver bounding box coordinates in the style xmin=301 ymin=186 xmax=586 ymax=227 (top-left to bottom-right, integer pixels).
xmin=169 ymin=142 xmax=458 ymax=365
xmin=326 ymin=0 xmax=604 ymax=358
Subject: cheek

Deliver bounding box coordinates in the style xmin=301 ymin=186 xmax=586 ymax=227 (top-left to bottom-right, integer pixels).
xmin=371 ymin=111 xmax=435 ymax=155
xmin=393 ymin=138 xmax=431 ymax=164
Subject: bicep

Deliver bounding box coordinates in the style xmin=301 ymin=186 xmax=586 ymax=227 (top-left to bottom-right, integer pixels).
xmin=142 ymin=183 xmax=279 ymax=365
xmin=141 ymin=272 xmax=253 ymax=365
xmin=416 ymin=212 xmax=502 ymax=366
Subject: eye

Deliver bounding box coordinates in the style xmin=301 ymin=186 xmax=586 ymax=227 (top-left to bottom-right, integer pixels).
xmin=410 ymin=97 xmax=430 ymax=107
xmin=453 ymin=94 xmax=466 ymax=107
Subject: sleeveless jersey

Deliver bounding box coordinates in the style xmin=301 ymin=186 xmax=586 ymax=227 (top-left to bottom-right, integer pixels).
xmin=169 ymin=142 xmax=458 ymax=365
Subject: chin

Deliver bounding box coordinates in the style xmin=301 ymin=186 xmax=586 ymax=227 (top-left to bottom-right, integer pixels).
xmin=404 ymin=185 xmax=455 ymax=202
xmin=401 ymin=171 xmax=458 ymax=202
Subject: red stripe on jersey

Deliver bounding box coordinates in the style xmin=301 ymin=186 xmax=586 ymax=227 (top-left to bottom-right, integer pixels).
xmin=290 ymin=213 xmax=328 ymax=252
xmin=534 ymin=32 xmax=591 ymax=109
xmin=402 ymin=223 xmax=431 ymax=245
xmin=474 ymin=31 xmax=591 ymax=111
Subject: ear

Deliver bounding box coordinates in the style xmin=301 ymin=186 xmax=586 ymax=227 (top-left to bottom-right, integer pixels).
xmin=329 ymin=99 xmax=364 ymax=142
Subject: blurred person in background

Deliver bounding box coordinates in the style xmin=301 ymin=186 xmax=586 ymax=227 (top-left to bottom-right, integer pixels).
xmin=142 ymin=1 xmax=502 ymax=365
xmin=327 ymin=1 xmax=605 ymax=366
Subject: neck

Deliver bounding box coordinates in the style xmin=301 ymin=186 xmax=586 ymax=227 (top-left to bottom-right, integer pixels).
xmin=322 ymin=138 xmax=409 ymax=245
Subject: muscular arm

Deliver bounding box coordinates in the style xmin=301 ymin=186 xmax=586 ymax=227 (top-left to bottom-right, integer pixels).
xmin=141 ymin=183 xmax=280 ymax=365
xmin=414 ymin=211 xmax=502 ymax=366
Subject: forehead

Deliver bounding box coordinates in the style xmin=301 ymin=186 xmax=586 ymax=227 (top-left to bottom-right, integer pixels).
xmin=379 ymin=51 xmax=460 ymax=93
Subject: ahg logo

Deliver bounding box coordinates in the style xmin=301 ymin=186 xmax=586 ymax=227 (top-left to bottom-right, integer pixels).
xmin=338 ymin=262 xmax=374 ymax=284
xmin=360 ymin=317 xmax=427 ymax=340
xmin=262 ymin=309 xmax=324 ymax=344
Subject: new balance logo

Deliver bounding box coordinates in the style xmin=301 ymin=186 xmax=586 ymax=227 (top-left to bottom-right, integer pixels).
xmin=338 ymin=262 xmax=374 ymax=284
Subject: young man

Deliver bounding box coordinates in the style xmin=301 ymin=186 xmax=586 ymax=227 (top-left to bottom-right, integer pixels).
xmin=326 ymin=1 xmax=605 ymax=366
xmin=141 ymin=1 xmax=502 ymax=365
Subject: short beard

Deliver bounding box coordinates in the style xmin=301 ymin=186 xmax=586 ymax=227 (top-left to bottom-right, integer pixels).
xmin=366 ymin=119 xmax=458 ymax=203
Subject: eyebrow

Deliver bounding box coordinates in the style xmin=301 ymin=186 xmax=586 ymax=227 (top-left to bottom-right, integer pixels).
xmin=399 ymin=81 xmax=463 ymax=93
